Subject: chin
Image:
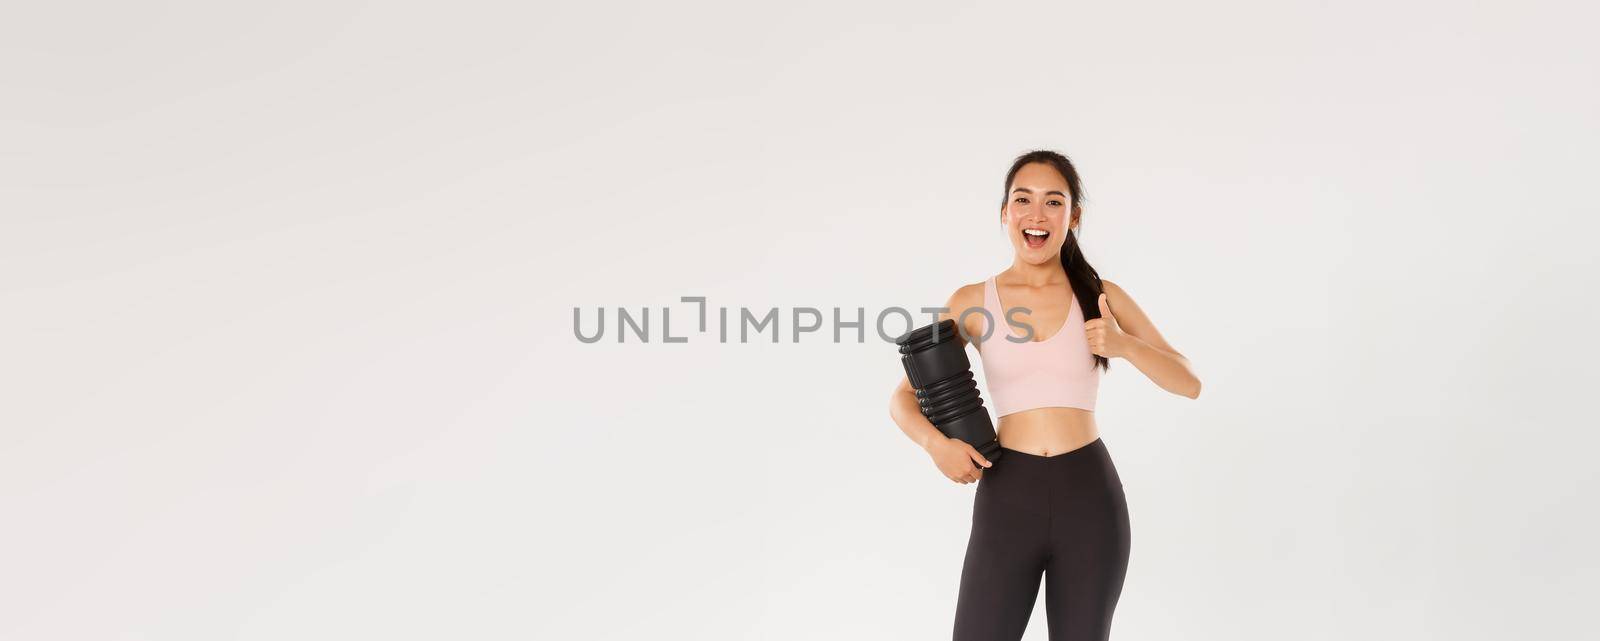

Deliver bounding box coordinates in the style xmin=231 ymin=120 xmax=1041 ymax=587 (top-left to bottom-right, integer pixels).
xmin=1015 ymin=250 xmax=1058 ymax=265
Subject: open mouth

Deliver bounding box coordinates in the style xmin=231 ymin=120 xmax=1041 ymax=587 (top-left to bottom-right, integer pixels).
xmin=1023 ymin=228 xmax=1049 ymax=249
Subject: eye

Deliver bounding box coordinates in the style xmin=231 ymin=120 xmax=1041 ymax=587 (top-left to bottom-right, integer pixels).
xmin=1048 ymin=199 xmax=1063 ymax=207
xmin=1013 ymin=197 xmax=1029 ymax=204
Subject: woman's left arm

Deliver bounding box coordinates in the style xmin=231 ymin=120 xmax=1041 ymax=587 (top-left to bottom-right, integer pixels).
xmin=1084 ymin=279 xmax=1202 ymax=399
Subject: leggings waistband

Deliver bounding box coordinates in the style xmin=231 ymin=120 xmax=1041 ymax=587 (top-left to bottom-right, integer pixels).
xmin=986 ymin=437 xmax=1121 ymax=488
xmin=998 ymin=436 xmax=1106 ymax=465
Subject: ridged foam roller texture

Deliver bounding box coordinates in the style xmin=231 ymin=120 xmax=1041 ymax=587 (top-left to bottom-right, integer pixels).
xmin=895 ymin=319 xmax=1003 ymax=463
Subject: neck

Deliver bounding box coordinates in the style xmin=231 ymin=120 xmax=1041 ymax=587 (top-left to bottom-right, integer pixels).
xmin=1005 ymin=254 xmax=1067 ymax=287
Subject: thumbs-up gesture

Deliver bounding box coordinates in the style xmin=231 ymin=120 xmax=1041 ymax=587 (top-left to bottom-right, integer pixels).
xmin=1084 ymin=292 xmax=1132 ymax=359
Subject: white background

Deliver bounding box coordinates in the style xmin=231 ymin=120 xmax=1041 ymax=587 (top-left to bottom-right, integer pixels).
xmin=3 ymin=1 xmax=1597 ymax=639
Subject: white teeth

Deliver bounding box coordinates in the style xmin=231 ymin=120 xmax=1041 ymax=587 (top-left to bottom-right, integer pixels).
xmin=1023 ymin=229 xmax=1048 ymax=236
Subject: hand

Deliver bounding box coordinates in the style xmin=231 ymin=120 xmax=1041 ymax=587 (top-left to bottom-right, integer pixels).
xmin=1085 ymin=292 xmax=1135 ymax=359
xmin=928 ymin=436 xmax=992 ymax=484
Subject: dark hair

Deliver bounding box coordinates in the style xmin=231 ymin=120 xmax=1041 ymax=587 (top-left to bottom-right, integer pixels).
xmin=1000 ymin=149 xmax=1110 ymax=372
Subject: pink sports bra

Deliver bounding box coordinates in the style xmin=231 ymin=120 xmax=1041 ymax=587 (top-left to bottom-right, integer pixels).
xmin=974 ymin=275 xmax=1100 ymax=416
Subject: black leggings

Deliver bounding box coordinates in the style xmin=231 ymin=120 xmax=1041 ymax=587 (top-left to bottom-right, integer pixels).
xmin=952 ymin=437 xmax=1131 ymax=641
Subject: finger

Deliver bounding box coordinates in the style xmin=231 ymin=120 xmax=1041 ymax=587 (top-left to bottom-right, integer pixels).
xmin=967 ymin=448 xmax=992 ymax=468
xmin=1098 ymin=292 xmax=1112 ymax=319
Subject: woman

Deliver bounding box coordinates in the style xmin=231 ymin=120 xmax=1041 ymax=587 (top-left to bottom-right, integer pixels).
xmin=889 ymin=150 xmax=1202 ymax=641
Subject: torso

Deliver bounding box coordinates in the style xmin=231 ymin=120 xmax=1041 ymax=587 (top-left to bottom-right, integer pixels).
xmin=951 ymin=274 xmax=1099 ymax=457
xmin=996 ymin=408 xmax=1098 ymax=457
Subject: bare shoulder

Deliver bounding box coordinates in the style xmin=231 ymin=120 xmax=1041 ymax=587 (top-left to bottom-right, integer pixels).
xmin=1100 ymin=278 xmax=1128 ymax=301
xmin=1098 ymin=278 xmax=1184 ymax=357
xmin=1098 ymin=277 xmax=1140 ymax=316
xmin=947 ymin=281 xmax=985 ymax=309
xmin=941 ymin=281 xmax=988 ymax=347
xmin=941 ymin=281 xmax=987 ymax=324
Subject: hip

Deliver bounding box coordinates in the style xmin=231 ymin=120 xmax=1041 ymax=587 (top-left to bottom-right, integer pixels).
xmin=977 ymin=436 xmax=1126 ymax=507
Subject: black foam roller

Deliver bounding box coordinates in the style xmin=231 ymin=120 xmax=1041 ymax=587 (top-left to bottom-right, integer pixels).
xmin=894 ymin=319 xmax=1002 ymax=463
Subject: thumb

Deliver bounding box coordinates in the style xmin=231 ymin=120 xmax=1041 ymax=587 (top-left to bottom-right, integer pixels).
xmin=1098 ymin=292 xmax=1113 ymax=319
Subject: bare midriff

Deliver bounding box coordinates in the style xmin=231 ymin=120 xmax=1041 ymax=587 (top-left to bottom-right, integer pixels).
xmin=996 ymin=407 xmax=1099 ymax=457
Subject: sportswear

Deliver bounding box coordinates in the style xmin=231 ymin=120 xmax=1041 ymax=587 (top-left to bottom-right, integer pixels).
xmin=974 ymin=275 xmax=1099 ymax=416
xmin=952 ymin=438 xmax=1131 ymax=640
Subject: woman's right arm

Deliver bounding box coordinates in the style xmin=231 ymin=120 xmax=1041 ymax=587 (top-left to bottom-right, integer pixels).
xmin=888 ymin=285 xmax=993 ymax=484
xmin=891 ymin=373 xmax=992 ymax=484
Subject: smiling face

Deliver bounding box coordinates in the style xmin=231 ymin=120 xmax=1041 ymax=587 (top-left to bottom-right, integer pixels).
xmin=1001 ymin=162 xmax=1079 ymax=264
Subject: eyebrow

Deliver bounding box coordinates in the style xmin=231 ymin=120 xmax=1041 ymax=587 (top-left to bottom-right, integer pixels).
xmin=1011 ymin=187 xmax=1068 ymax=198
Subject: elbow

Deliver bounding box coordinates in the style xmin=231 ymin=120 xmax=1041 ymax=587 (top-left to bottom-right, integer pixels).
xmin=1168 ymin=373 xmax=1201 ymax=400
xmin=889 ymin=380 xmax=914 ymax=422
